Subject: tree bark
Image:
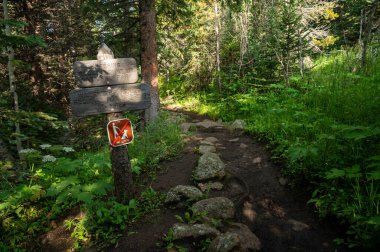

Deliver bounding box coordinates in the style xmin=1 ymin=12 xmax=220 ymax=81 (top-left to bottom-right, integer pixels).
xmin=3 ymin=0 xmax=23 ymax=159
xmin=298 ymin=29 xmax=304 ymax=77
xmin=361 ymin=1 xmax=379 ymax=67
xmin=124 ymin=0 xmax=138 ymax=58
xmin=214 ymin=1 xmax=222 ymax=93
xmin=358 ymin=9 xmax=364 ymax=56
xmin=139 ymin=0 xmax=159 ymax=122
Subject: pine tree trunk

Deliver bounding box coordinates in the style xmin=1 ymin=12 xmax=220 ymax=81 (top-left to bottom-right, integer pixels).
xmin=358 ymin=8 xmax=364 ymax=57
xmin=139 ymin=0 xmax=159 ymax=122
xmin=298 ymin=29 xmax=304 ymax=77
xmin=361 ymin=1 xmax=379 ymax=67
xmin=3 ymin=0 xmax=23 ymax=159
xmin=214 ymin=1 xmax=222 ymax=93
xmin=124 ymin=0 xmax=138 ymax=58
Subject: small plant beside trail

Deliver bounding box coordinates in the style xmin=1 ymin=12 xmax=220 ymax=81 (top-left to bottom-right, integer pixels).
xmin=0 ymin=111 xmax=183 ymax=251
xmin=161 ymin=51 xmax=380 ymax=249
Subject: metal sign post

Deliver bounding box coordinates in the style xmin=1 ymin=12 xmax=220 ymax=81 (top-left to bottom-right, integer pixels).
xmin=69 ymin=43 xmax=151 ymax=203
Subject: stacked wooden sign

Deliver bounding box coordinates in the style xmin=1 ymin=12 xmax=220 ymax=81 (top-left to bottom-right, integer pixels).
xmin=69 ymin=44 xmax=148 ymax=201
xmin=69 ymin=50 xmax=151 ymax=117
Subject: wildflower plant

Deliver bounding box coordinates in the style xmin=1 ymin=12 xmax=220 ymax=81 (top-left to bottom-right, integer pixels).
xmin=39 ymin=144 xmax=52 ymax=150
xmin=63 ymin=147 xmax=75 ymax=153
xmin=42 ymin=155 xmax=57 ymax=163
xmin=20 ymin=148 xmax=42 ymax=166
xmin=19 ymin=145 xmax=77 ymax=167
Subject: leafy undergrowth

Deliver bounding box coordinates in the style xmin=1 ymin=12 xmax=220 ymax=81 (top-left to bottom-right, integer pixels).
xmin=0 ymin=111 xmax=183 ymax=251
xmin=162 ymin=51 xmax=380 ymax=249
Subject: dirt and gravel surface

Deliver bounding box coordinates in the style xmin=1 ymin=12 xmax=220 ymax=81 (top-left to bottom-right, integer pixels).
xmin=40 ymin=111 xmax=346 ymax=252
xmin=110 ymin=111 xmax=346 ymax=252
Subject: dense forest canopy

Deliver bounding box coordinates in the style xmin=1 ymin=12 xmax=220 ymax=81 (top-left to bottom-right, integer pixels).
xmin=1 ymin=0 xmax=380 ymax=251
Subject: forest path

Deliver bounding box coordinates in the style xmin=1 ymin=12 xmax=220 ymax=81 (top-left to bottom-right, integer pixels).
xmin=109 ymin=110 xmax=345 ymax=252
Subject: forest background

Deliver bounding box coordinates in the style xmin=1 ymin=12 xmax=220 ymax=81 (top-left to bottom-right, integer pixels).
xmin=1 ymin=0 xmax=380 ymax=250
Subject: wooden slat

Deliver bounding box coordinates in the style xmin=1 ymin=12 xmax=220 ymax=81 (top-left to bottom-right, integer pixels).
xmin=69 ymin=83 xmax=151 ymax=117
xmin=73 ymin=58 xmax=138 ymax=87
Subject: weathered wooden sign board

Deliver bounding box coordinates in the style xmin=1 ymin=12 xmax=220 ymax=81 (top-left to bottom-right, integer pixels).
xmin=73 ymin=58 xmax=138 ymax=87
xmin=69 ymin=83 xmax=151 ymax=117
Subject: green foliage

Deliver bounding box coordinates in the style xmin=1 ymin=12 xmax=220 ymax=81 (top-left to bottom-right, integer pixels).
xmin=0 ymin=111 xmax=183 ymax=250
xmin=66 ymin=179 xmax=164 ymax=249
xmin=175 ymin=210 xmax=206 ymax=225
xmin=0 ymin=104 xmax=67 ymax=157
xmin=129 ymin=111 xmax=184 ymax=177
xmin=0 ymin=19 xmax=46 ymax=49
xmin=139 ymin=187 xmax=164 ymax=211
xmin=0 ymin=147 xmax=112 ymax=249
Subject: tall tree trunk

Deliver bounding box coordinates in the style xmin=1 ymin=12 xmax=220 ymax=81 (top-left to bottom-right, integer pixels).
xmin=239 ymin=2 xmax=249 ymax=75
xmin=3 ymin=0 xmax=23 ymax=159
xmin=298 ymin=29 xmax=304 ymax=77
xmin=124 ymin=0 xmax=138 ymax=58
xmin=22 ymin=0 xmax=44 ymax=97
xmin=358 ymin=8 xmax=364 ymax=57
xmin=361 ymin=1 xmax=379 ymax=67
xmin=139 ymin=0 xmax=159 ymax=122
xmin=214 ymin=0 xmax=222 ymax=93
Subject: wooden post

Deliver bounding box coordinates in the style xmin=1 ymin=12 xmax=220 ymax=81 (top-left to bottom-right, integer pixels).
xmin=3 ymin=0 xmax=23 ymax=160
xmin=107 ymin=113 xmax=134 ymax=203
xmin=97 ymin=44 xmax=134 ymax=203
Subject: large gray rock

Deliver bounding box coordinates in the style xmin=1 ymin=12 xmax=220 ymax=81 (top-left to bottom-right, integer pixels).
xmin=204 ymin=137 xmax=219 ymax=143
xmin=172 ymin=223 xmax=220 ymax=240
xmin=192 ymin=197 xmax=235 ymax=220
xmin=231 ymin=119 xmax=246 ymax=130
xmin=199 ymin=145 xmax=217 ymax=154
xmin=196 ymin=120 xmax=223 ymax=130
xmin=278 ymin=177 xmax=289 ymax=186
xmin=207 ymin=232 xmax=240 ymax=252
xmin=180 ymin=123 xmax=195 ymax=133
xmin=165 ymin=185 xmax=203 ymax=204
xmin=288 ymin=219 xmax=310 ymax=232
xmin=226 ymin=223 xmax=261 ymax=251
xmin=194 ymin=152 xmax=226 ymax=181
xmin=200 ymin=140 xmax=215 ymax=146
xmin=228 ymin=138 xmax=239 ymax=142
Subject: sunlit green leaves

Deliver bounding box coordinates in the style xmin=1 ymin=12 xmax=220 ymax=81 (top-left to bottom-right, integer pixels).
xmin=325 ymin=165 xmax=361 ymax=179
xmin=340 ymin=126 xmax=380 ymax=141
xmin=325 ymin=168 xmax=346 ymax=179
xmin=82 ymin=181 xmax=112 ymax=197
xmin=367 ymin=216 xmax=380 ymax=225
xmin=47 ymin=176 xmax=80 ymax=197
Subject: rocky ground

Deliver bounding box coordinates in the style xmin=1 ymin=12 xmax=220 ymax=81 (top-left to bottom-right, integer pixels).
xmin=108 ymin=111 xmax=346 ymax=252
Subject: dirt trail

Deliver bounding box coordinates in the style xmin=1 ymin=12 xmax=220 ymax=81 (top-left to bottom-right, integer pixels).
xmin=110 ymin=111 xmax=345 ymax=252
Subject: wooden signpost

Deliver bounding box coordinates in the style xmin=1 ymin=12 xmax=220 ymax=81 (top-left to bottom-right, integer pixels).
xmin=69 ymin=43 xmax=150 ymax=203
